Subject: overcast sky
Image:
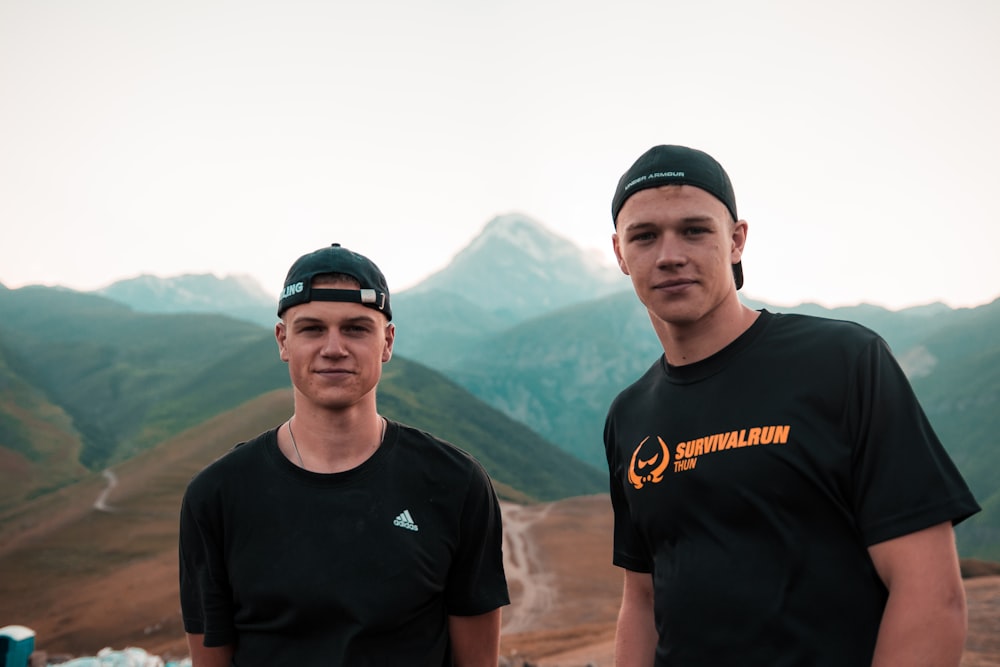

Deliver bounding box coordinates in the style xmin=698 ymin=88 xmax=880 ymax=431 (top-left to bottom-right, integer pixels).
xmin=2 ymin=0 xmax=998 ymax=311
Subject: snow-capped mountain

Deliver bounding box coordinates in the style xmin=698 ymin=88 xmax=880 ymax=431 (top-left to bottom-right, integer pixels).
xmin=95 ymin=273 xmax=276 ymax=327
xmin=404 ymin=212 xmax=626 ymax=322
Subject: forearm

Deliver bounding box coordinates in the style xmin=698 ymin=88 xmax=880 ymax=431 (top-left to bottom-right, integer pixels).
xmin=615 ymin=570 xmax=657 ymax=666
xmin=186 ymin=634 xmax=234 ymax=667
xmin=449 ymin=609 xmax=502 ymax=667
xmin=868 ymin=522 xmax=968 ymax=667
xmin=870 ymin=587 xmax=967 ymax=667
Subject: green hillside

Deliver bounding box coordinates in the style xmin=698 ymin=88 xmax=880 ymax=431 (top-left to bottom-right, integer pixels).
xmin=0 ymin=285 xmax=603 ymax=509
xmin=448 ymin=290 xmax=660 ymax=470
xmin=905 ymin=300 xmax=1000 ymax=559
xmin=379 ymin=357 xmax=605 ymax=501
xmin=0 ymin=287 xmax=268 ymax=469
xmin=0 ymin=340 xmax=89 ymax=507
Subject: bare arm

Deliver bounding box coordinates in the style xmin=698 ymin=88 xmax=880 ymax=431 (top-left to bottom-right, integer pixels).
xmin=615 ymin=569 xmax=657 ymax=666
xmin=185 ymin=634 xmax=234 ymax=667
xmin=867 ymin=522 xmax=967 ymax=667
xmin=449 ymin=608 xmax=502 ymax=667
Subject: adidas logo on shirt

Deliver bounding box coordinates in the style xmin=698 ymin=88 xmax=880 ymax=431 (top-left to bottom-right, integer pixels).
xmin=393 ymin=510 xmax=419 ymax=532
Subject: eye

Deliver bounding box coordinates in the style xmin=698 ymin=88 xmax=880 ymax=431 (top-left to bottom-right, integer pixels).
xmin=343 ymin=324 xmax=372 ymax=335
xmin=629 ymin=230 xmax=656 ymax=243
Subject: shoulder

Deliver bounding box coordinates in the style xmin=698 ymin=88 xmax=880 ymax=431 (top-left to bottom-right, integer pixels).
xmin=184 ymin=428 xmax=274 ymax=496
xmin=393 ymin=422 xmax=480 ymax=464
xmin=768 ymin=311 xmax=880 ymax=339
xmin=752 ymin=312 xmax=909 ymax=391
xmin=390 ymin=421 xmax=492 ymax=481
xmin=763 ymin=311 xmax=886 ymax=354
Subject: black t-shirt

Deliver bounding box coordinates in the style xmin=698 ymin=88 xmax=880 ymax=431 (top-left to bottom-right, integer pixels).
xmin=605 ymin=311 xmax=979 ymax=666
xmin=180 ymin=419 xmax=509 ymax=666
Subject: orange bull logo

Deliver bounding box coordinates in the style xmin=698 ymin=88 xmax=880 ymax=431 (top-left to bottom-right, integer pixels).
xmin=627 ymin=436 xmax=671 ymax=489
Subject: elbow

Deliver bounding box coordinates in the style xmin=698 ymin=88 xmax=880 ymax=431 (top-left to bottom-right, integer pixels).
xmin=943 ymin=583 xmax=969 ymax=641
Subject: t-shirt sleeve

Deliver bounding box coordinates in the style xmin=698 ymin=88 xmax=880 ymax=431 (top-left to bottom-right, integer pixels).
xmin=444 ymin=461 xmax=511 ymax=616
xmin=605 ymin=410 xmax=653 ymax=573
xmin=849 ymin=336 xmax=980 ymax=546
xmin=178 ymin=476 xmax=238 ymax=647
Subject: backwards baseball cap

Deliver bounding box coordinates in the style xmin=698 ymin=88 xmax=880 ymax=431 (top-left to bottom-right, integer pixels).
xmin=277 ymin=243 xmax=392 ymax=320
xmin=611 ymin=145 xmax=743 ymax=290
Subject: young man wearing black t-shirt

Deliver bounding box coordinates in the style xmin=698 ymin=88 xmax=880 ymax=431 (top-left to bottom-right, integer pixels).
xmin=605 ymin=145 xmax=979 ymax=666
xmin=179 ymin=244 xmax=509 ymax=666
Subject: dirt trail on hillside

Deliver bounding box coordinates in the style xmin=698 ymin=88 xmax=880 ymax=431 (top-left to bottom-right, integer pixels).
xmin=501 ymin=502 xmax=557 ymax=633
xmin=93 ymin=469 xmax=118 ymax=512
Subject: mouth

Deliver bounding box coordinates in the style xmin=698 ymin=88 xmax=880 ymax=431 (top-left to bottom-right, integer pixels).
xmin=653 ymin=278 xmax=696 ymax=293
xmin=315 ymin=368 xmax=353 ymax=376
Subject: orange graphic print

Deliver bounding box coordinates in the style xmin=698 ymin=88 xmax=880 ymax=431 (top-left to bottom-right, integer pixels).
xmin=628 ymin=436 xmax=670 ymax=489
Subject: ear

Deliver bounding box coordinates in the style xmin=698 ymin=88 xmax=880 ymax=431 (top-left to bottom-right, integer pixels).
xmin=382 ymin=323 xmax=395 ymax=363
xmin=275 ymin=322 xmax=290 ymax=362
xmin=612 ymin=233 xmax=630 ymax=276
xmin=731 ymin=219 xmax=749 ymax=264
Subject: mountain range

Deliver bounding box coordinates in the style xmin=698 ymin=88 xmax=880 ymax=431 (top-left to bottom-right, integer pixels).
xmin=0 ymin=292 xmax=601 ymax=511
xmin=1 ymin=212 xmax=998 ymax=561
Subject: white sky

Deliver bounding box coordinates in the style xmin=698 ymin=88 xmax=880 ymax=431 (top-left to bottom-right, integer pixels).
xmin=1 ymin=0 xmax=998 ymax=310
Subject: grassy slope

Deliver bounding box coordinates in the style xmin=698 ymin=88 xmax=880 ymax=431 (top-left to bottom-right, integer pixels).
xmin=0 ymin=285 xmax=603 ymax=507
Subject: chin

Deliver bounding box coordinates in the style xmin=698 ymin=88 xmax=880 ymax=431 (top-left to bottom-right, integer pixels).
xmin=646 ymin=298 xmax=698 ymax=320
xmin=649 ymin=304 xmax=711 ymax=328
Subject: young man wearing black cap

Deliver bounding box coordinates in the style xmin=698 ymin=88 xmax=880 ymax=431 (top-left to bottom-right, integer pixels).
xmin=179 ymin=244 xmax=509 ymax=666
xmin=604 ymin=145 xmax=979 ymax=665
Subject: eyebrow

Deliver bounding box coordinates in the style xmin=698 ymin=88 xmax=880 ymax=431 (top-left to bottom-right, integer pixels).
xmin=341 ymin=315 xmax=379 ymax=326
xmin=290 ymin=314 xmax=378 ymax=326
xmin=623 ymin=215 xmax=717 ymax=232
xmin=620 ymin=220 xmax=656 ymax=233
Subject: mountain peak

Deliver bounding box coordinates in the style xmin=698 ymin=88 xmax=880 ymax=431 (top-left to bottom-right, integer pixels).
xmin=95 ymin=273 xmax=274 ymax=326
xmin=403 ymin=213 xmax=625 ymax=322
xmin=482 ymin=211 xmax=546 ymax=233
xmin=463 ymin=213 xmax=585 ymax=266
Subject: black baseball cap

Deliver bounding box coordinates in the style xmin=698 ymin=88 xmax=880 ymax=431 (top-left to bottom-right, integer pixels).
xmin=277 ymin=243 xmax=392 ymax=320
xmin=611 ymin=145 xmax=743 ymax=290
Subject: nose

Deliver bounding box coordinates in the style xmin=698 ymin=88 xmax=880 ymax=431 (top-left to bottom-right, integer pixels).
xmin=319 ymin=331 xmax=348 ymax=357
xmin=655 ymin=232 xmax=687 ymax=269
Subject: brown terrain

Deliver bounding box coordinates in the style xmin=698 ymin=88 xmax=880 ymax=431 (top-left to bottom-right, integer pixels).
xmin=1 ymin=401 xmax=998 ymax=665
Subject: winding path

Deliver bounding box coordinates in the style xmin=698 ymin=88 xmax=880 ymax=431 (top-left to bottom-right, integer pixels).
xmin=93 ymin=469 xmax=118 ymax=512
xmin=500 ymin=502 xmax=557 ymax=633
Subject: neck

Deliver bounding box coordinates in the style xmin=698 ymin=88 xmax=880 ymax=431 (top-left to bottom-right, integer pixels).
xmin=281 ymin=406 xmax=387 ymax=473
xmin=652 ymin=297 xmax=758 ymax=366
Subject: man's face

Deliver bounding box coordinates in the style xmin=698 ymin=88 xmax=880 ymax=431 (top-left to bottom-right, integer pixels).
xmin=612 ymin=184 xmax=746 ymax=328
xmin=275 ymin=280 xmax=394 ymax=413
